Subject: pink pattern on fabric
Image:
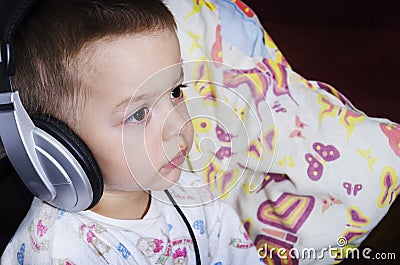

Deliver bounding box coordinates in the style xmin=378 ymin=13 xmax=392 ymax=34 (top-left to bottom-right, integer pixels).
xmin=153 ymin=239 xmax=164 ymax=253
xmin=173 ymin=247 xmax=187 ymax=259
xmin=36 ymin=220 xmax=48 ymax=237
xmin=79 ymin=224 xmax=97 ymax=243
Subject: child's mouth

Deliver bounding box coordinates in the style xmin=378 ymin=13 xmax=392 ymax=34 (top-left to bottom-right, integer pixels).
xmin=163 ymin=147 xmax=187 ymax=169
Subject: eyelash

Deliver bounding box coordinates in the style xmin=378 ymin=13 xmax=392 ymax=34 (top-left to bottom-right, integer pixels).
xmin=171 ymin=83 xmax=186 ymax=100
xmin=125 ymin=83 xmax=187 ymax=125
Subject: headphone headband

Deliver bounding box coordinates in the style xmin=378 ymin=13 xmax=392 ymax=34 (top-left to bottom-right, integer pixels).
xmin=0 ymin=0 xmax=40 ymax=42
xmin=0 ymin=0 xmax=40 ymax=90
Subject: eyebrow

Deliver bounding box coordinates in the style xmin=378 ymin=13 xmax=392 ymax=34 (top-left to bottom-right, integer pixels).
xmin=114 ymin=93 xmax=150 ymax=112
xmin=114 ymin=67 xmax=184 ymax=112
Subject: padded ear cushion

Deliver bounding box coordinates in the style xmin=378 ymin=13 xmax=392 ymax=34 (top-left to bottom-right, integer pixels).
xmin=32 ymin=114 xmax=103 ymax=209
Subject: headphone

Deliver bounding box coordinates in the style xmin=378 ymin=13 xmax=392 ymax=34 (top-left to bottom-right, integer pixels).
xmin=0 ymin=0 xmax=103 ymax=212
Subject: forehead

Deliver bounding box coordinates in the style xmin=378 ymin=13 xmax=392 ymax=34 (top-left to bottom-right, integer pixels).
xmin=79 ymin=30 xmax=181 ymax=105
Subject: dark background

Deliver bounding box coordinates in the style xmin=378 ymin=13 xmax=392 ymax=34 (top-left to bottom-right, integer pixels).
xmin=246 ymin=0 xmax=400 ymax=123
xmin=245 ymin=0 xmax=400 ymax=263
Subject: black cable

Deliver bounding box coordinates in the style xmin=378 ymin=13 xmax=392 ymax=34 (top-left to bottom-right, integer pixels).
xmin=164 ymin=189 xmax=201 ymax=265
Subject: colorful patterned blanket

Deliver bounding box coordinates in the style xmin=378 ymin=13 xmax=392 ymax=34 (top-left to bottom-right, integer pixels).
xmin=165 ymin=0 xmax=400 ymax=264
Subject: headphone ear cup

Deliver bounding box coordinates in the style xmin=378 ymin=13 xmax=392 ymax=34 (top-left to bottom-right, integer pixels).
xmin=32 ymin=114 xmax=103 ymax=209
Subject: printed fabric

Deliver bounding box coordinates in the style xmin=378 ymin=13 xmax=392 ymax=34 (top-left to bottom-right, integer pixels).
xmin=163 ymin=0 xmax=400 ymax=264
xmin=1 ymin=171 xmax=262 ymax=264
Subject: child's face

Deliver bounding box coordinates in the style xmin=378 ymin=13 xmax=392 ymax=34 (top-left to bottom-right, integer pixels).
xmin=76 ymin=30 xmax=194 ymax=192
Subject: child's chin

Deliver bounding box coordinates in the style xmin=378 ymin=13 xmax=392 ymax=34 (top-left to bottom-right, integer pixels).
xmin=153 ymin=169 xmax=182 ymax=190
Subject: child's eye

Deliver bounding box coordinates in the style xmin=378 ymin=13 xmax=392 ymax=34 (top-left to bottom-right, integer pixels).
xmin=170 ymin=84 xmax=186 ymax=99
xmin=126 ymin=107 xmax=149 ymax=124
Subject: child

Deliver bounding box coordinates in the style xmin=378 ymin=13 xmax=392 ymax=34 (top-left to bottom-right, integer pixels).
xmin=0 ymin=0 xmax=262 ymax=264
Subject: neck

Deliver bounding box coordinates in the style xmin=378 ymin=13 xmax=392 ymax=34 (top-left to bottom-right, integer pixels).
xmin=91 ymin=189 xmax=150 ymax=220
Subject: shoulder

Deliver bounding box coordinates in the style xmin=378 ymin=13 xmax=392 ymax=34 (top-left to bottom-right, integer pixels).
xmin=1 ymin=198 xmax=104 ymax=264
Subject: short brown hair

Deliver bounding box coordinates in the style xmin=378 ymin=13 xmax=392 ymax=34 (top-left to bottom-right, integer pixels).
xmin=12 ymin=0 xmax=176 ymax=130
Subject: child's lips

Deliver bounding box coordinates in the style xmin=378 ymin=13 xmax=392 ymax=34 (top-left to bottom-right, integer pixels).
xmin=163 ymin=147 xmax=187 ymax=169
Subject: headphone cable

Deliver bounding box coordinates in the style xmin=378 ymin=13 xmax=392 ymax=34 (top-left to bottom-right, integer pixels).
xmin=164 ymin=189 xmax=201 ymax=265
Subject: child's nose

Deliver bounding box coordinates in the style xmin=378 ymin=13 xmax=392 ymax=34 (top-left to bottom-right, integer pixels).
xmin=161 ymin=102 xmax=190 ymax=142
